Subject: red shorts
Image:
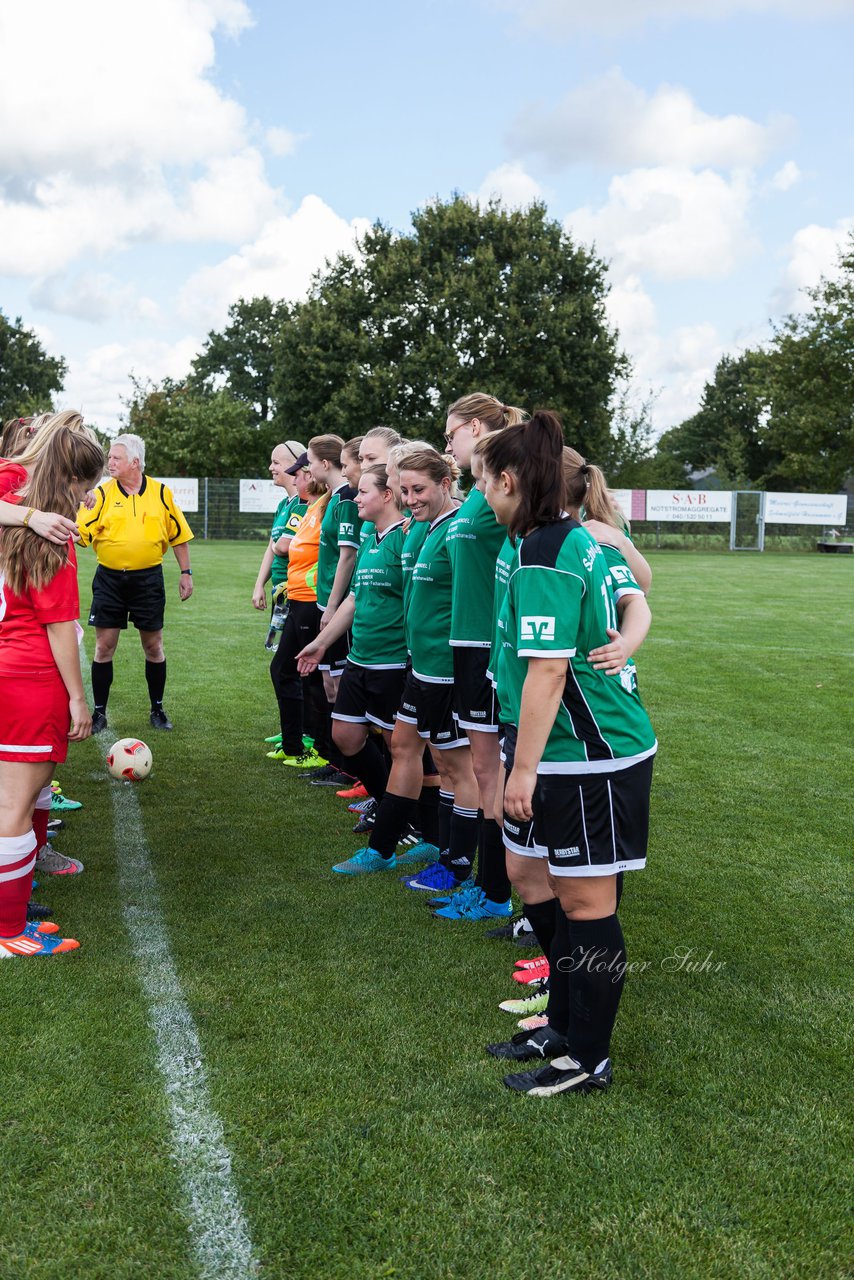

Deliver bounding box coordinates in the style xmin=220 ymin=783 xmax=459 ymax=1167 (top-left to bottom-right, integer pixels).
xmin=0 ymin=670 xmax=70 ymax=764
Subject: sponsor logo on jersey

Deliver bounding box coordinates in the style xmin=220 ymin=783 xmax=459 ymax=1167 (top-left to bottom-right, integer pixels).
xmin=340 ymin=522 xmax=354 ymax=536
xmin=553 ymin=846 xmax=581 ymax=858
xmin=521 ymin=615 xmax=556 ymax=642
xmin=611 ymin=564 xmax=631 ymax=583
xmin=583 ymin=543 xmax=602 ymax=571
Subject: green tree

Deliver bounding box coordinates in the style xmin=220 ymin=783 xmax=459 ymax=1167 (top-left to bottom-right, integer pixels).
xmin=272 ymin=197 xmax=627 ymax=459
xmin=759 ymin=240 xmax=854 ymax=491
xmin=125 ymin=378 xmax=271 ymax=477
xmin=660 ymin=237 xmax=854 ymax=492
xmin=0 ymin=311 xmax=66 ymax=420
xmin=656 ymin=351 xmax=775 ymax=488
xmin=190 ymin=297 xmax=288 ymax=424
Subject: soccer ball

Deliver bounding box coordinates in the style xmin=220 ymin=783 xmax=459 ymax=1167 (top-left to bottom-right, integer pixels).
xmin=106 ymin=738 xmax=153 ymax=781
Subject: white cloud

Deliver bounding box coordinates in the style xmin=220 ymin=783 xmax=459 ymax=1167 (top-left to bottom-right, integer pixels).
xmin=0 ymin=1 xmax=282 ymax=274
xmin=774 ymin=218 xmax=854 ymax=313
xmin=0 ymin=0 xmax=251 ymax=176
xmin=475 ymin=163 xmax=544 ymax=207
xmin=770 ymin=160 xmax=802 ymax=191
xmin=496 ymin=0 xmax=854 ymax=37
xmin=265 ymin=127 xmax=300 ymax=158
xmin=509 ymin=70 xmax=781 ymax=171
xmin=62 ymin=336 xmax=202 ymax=429
xmin=604 ymin=275 xmax=725 ymax=430
xmin=29 ymin=272 xmax=160 ymax=325
xmin=567 ymin=167 xmax=757 ymax=281
xmin=178 ymin=195 xmax=372 ymax=327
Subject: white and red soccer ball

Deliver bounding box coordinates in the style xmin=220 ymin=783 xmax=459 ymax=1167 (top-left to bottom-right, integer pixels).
xmin=106 ymin=738 xmax=153 ymax=781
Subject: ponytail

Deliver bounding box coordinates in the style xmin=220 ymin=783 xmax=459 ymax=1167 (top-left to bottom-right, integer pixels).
xmin=563 ymin=450 xmax=628 ymax=532
xmin=479 ymin=409 xmax=566 ymax=541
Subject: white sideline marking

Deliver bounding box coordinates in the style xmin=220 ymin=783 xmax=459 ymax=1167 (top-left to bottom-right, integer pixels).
xmin=102 ymin=736 xmax=258 ymax=1278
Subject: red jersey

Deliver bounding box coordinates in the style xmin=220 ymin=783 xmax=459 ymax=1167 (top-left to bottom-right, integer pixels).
xmin=0 ymin=470 xmax=80 ymax=674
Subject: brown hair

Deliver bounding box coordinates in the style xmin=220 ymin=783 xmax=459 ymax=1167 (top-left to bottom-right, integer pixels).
xmin=0 ymin=419 xmax=104 ymax=593
xmin=397 ymin=447 xmax=460 ymax=486
xmin=359 ymin=463 xmax=391 ymax=492
xmin=341 ymin=436 xmax=363 ymax=461
xmin=307 ymin=433 xmax=345 ymax=514
xmin=478 ymin=410 xmax=566 ymax=541
xmin=1 ymin=416 xmax=39 ymax=458
xmin=447 ymin=392 xmax=528 ymax=432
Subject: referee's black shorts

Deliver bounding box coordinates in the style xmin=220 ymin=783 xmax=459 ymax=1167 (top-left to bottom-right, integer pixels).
xmin=88 ymin=565 xmax=166 ymax=632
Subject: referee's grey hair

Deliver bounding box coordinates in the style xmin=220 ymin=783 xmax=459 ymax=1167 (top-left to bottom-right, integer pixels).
xmin=112 ymin=432 xmax=146 ymax=471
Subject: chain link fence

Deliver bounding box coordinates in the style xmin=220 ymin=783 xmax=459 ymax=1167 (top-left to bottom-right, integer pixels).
xmin=179 ymin=478 xmax=853 ymax=551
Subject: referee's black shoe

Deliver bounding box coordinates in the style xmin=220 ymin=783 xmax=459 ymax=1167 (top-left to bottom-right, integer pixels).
xmin=486 ymin=1024 xmax=568 ymax=1061
xmin=150 ymin=707 xmax=173 ymax=730
xmin=91 ymin=709 xmax=108 ymax=734
xmin=503 ymin=1056 xmax=613 ymax=1096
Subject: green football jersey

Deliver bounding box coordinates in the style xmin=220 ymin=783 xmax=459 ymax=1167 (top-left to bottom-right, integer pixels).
xmin=270 ymin=494 xmax=306 ymax=588
xmin=348 ymin=520 xmax=408 ymax=668
xmin=407 ymin=509 xmax=456 ymax=682
xmin=495 ymin=518 xmax=656 ymax=771
xmin=316 ymin=485 xmax=362 ymax=609
xmin=488 ymin=534 xmax=518 ymax=692
xmin=401 ymin=516 xmax=430 ymax=652
xmin=447 ymin=487 xmax=507 ymax=646
xmin=359 ymin=520 xmax=375 ymax=544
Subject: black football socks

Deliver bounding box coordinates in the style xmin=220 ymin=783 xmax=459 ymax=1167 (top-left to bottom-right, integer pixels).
xmin=91 ymin=659 xmax=113 ymax=712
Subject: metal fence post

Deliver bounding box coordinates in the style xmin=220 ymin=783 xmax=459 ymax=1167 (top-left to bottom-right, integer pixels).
xmin=203 ymin=477 xmax=209 ymax=540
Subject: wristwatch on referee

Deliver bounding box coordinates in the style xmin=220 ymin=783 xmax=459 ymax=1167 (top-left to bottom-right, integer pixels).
xmin=181 ymin=569 xmax=192 ymax=575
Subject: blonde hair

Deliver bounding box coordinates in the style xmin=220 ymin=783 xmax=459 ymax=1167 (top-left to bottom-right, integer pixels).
xmin=447 ymin=392 xmax=528 ymax=432
xmin=363 ymin=425 xmax=402 ymax=449
xmin=0 ymin=419 xmax=104 ymax=593
xmin=1 ymin=416 xmax=40 ymax=458
xmin=563 ymin=448 xmax=628 ymax=531
xmin=12 ymin=410 xmax=91 ymax=471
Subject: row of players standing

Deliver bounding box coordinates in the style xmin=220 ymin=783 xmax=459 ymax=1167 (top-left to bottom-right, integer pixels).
xmin=254 ymin=395 xmax=657 ymax=1098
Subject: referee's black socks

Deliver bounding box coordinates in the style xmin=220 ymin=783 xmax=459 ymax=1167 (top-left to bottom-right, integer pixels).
xmin=145 ymin=658 xmax=166 ymax=707
xmin=91 ymin=659 xmax=113 ymax=711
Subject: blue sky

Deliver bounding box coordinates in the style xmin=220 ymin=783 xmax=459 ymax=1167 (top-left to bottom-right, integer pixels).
xmin=1 ymin=0 xmax=852 ymax=435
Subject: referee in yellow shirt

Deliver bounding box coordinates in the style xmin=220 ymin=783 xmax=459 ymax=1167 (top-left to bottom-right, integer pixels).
xmin=77 ymin=433 xmax=193 ymax=732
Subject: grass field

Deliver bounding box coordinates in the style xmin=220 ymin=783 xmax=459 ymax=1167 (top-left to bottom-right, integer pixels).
xmin=1 ymin=545 xmax=851 ymax=1280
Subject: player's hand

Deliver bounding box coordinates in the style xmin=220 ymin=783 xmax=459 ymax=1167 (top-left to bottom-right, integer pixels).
xmin=81 ymin=490 xmax=97 ymax=510
xmin=28 ymin=510 xmax=80 ymax=544
xmin=583 ymin=519 xmax=626 ymax=550
xmin=179 ymin=574 xmax=194 ymax=601
xmin=296 ymin=641 xmax=325 ymax=675
xmin=504 ymin=764 xmax=536 ymax=822
xmin=252 ymin=584 xmax=266 ymax=610
xmin=68 ymin=697 xmax=92 ymax=741
xmin=319 ymin=608 xmax=333 ymax=631
xmin=588 ymin=628 xmax=628 ymax=674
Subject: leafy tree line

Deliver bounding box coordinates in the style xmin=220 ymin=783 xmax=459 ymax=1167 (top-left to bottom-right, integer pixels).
xmin=130 ymin=198 xmax=660 ymax=479
xmin=658 ymin=237 xmax=854 ymax=492
xmin=0 ymin=311 xmax=66 ymax=422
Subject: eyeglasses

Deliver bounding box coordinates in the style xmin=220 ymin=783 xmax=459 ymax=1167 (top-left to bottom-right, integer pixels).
xmin=444 ymin=419 xmax=473 ymax=446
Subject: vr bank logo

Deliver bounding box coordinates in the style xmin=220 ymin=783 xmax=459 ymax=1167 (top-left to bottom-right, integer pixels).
xmin=521 ymin=615 xmax=556 ymax=642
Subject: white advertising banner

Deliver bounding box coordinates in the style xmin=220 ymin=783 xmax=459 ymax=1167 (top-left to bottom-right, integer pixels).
xmin=239 ymin=478 xmax=281 ymax=513
xmin=159 ymin=478 xmax=199 ymax=513
xmin=646 ymin=490 xmax=733 ymax=522
xmin=764 ymin=492 xmax=848 ymax=525
xmin=611 ymin=489 xmax=633 ymax=518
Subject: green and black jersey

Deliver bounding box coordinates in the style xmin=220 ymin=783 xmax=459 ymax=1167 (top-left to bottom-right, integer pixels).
xmin=488 ymin=533 xmax=518 ymax=687
xmin=495 ymin=517 xmax=655 ymax=772
xmin=407 ymin=508 xmax=456 ymax=683
xmin=447 ymin=487 xmax=507 ymax=647
xmin=316 ymin=484 xmax=362 ymax=610
xmin=348 ymin=520 xmax=408 ymax=668
xmin=401 ymin=516 xmax=430 ymax=653
xmin=270 ymin=494 xmax=306 ymax=589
